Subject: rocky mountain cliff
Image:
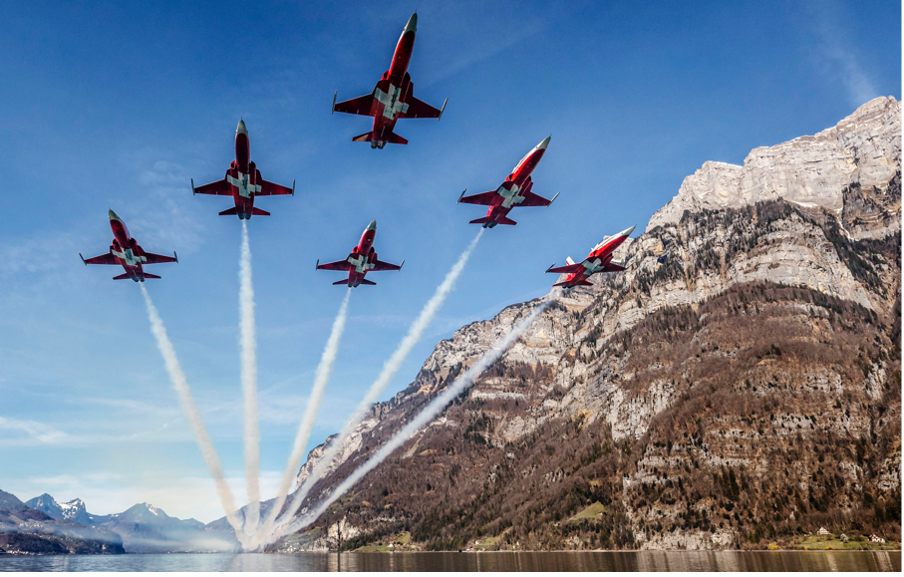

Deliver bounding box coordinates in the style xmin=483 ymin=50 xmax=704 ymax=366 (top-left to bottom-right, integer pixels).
xmin=272 ymin=98 xmax=901 ymax=552
xmin=647 ymin=96 xmax=900 ymax=238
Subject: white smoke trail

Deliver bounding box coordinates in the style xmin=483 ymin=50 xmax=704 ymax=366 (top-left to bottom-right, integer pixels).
xmin=239 ymin=221 xmax=261 ymax=534
xmin=273 ymin=289 xmax=560 ymax=540
xmin=263 ymin=228 xmax=484 ymax=539
xmin=139 ymin=284 xmax=248 ymax=548
xmin=251 ymin=289 xmax=352 ymax=548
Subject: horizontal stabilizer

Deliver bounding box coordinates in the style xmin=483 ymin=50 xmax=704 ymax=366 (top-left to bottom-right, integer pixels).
xmin=333 ymin=279 xmax=351 ymax=286
xmin=113 ymin=273 xmax=132 ymax=280
xmin=358 ymin=278 xmax=376 ymax=285
xmin=251 ymin=207 xmax=270 ymax=216
xmin=385 ymin=131 xmax=408 ymax=145
xmin=352 ymin=132 xmax=373 ymax=142
xmin=469 ymin=216 xmax=493 ymax=225
xmin=496 ymin=216 xmax=517 ymax=226
xmin=218 ymin=207 xmax=238 ymax=216
xmin=546 ymin=262 xmax=585 ymax=274
xmin=142 ymin=273 xmax=161 ymax=279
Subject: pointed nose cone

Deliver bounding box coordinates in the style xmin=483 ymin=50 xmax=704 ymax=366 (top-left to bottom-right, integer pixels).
xmin=236 ymin=119 xmax=248 ymax=135
xmin=404 ymin=13 xmax=417 ymax=32
xmin=109 ymin=209 xmax=121 ymax=222
xmin=537 ymin=136 xmax=551 ymax=150
xmin=366 ymin=220 xmax=377 ymax=231
xmin=620 ymin=225 xmax=636 ymax=237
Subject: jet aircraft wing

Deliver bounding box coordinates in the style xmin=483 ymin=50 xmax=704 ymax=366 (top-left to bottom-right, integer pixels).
xmin=316 ymin=259 xmax=354 ymax=271
xmin=333 ymin=93 xmax=376 ymax=117
xmin=519 ymin=190 xmax=558 ymax=207
xmin=457 ymin=190 xmax=498 ymax=206
xmin=193 ymin=177 xmax=232 ymax=196
xmin=257 ymin=178 xmax=295 ymax=196
xmin=143 ymin=252 xmax=178 ymax=265
xmin=402 ymin=89 xmax=443 ymax=119
xmin=546 ymin=262 xmax=586 ymax=274
xmin=602 ymin=263 xmax=626 ymax=272
xmin=370 ymin=259 xmax=404 ymax=272
xmin=81 ymin=252 xmax=118 ymax=265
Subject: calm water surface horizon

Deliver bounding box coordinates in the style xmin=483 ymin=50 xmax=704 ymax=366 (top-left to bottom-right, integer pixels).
xmin=0 ymin=550 xmax=900 ymax=572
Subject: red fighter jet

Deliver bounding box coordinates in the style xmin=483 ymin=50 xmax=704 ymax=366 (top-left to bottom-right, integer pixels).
xmin=316 ymin=220 xmax=404 ymax=287
xmin=458 ymin=137 xmax=559 ymax=228
xmin=80 ymin=210 xmax=178 ymax=282
xmin=191 ymin=120 xmax=295 ymax=219
xmin=545 ymin=226 xmax=636 ymax=287
xmin=332 ymin=13 xmax=447 ymax=149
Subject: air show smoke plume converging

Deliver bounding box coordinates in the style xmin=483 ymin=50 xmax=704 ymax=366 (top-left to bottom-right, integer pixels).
xmin=253 ymin=289 xmax=352 ymax=547
xmin=273 ymin=290 xmax=560 ymax=541
xmin=239 ymin=221 xmax=262 ymax=535
xmin=139 ymin=284 xmax=248 ymax=548
xmin=266 ymin=229 xmax=484 ymax=538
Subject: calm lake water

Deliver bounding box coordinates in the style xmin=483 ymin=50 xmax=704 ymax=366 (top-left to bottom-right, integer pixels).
xmin=0 ymin=550 xmax=900 ymax=572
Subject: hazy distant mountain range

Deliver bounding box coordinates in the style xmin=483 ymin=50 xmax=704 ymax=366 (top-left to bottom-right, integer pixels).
xmin=261 ymin=97 xmax=901 ymax=552
xmin=1 ymin=490 xmax=236 ymax=554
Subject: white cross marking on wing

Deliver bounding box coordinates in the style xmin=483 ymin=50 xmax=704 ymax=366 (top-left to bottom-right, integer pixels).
xmin=498 ymin=183 xmax=525 ymax=208
xmin=227 ymin=172 xmax=262 ymax=199
xmin=374 ymin=84 xmax=409 ymax=120
xmin=583 ymin=258 xmax=603 ymax=274
xmin=347 ymin=254 xmax=375 ymax=274
xmin=112 ymin=248 xmax=147 ymax=267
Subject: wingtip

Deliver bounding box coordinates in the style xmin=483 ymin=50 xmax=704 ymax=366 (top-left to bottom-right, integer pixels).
xmin=292 ymin=179 xmax=296 ymax=196
xmin=457 ymin=188 xmax=466 ymax=203
xmin=548 ymin=192 xmax=559 ymax=207
xmin=79 ymin=253 xmax=87 ymax=266
xmin=315 ymin=259 xmax=320 ymax=271
xmin=438 ymin=98 xmax=447 ymax=121
xmin=332 ymin=90 xmax=337 ymax=114
xmin=173 ymin=251 xmax=179 ymax=264
xmin=399 ymin=259 xmax=405 ymax=271
xmin=191 ymin=178 xmax=196 ymax=195
xmin=545 ymin=263 xmax=556 ymax=273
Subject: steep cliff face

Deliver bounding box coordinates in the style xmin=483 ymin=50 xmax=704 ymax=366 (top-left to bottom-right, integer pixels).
xmin=647 ymin=97 xmax=900 ymax=234
xmin=276 ymin=100 xmax=901 ymax=551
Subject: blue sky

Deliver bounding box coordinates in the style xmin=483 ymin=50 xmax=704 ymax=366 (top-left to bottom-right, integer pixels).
xmin=0 ymin=0 xmax=899 ymax=522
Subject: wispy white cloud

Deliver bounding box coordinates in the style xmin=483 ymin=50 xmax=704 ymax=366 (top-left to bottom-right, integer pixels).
xmin=807 ymin=1 xmax=879 ymax=109
xmin=0 ymin=416 xmax=69 ymax=446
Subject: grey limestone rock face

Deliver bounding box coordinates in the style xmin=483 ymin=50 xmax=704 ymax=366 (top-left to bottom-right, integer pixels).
xmin=647 ymin=97 xmax=901 ymax=232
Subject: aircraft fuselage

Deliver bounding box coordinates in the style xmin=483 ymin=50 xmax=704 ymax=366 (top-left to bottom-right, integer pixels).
xmin=480 ymin=138 xmax=550 ymax=227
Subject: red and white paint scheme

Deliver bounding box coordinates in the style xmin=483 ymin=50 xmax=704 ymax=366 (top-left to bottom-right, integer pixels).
xmin=79 ymin=210 xmax=178 ymax=282
xmin=316 ymin=220 xmax=404 ymax=287
xmin=545 ymin=225 xmax=635 ymax=287
xmin=458 ymin=136 xmax=559 ymax=228
xmin=332 ymin=13 xmax=447 ymax=149
xmin=191 ymin=120 xmax=295 ymax=219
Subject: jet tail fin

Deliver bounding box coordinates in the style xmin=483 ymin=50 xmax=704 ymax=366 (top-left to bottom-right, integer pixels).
xmin=250 ymin=207 xmax=270 ymax=216
xmin=218 ymin=207 xmax=238 ymax=216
